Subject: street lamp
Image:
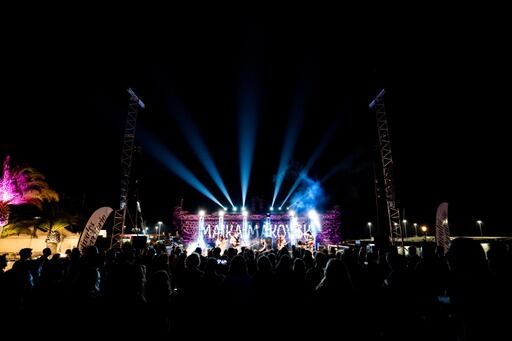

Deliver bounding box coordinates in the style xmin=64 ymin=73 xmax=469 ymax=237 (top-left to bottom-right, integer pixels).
xmin=402 ymin=219 xmax=408 ymax=238
xmin=476 ymin=220 xmax=483 ymax=236
xmin=158 ymin=221 xmax=163 ymax=239
xmin=367 ymin=222 xmax=373 ymax=240
xmin=421 ymin=225 xmax=428 ymax=242
xmin=413 ymin=223 xmax=418 ymax=237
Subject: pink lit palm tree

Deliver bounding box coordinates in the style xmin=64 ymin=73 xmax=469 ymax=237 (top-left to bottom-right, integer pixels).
xmin=0 ymin=156 xmax=59 ymax=227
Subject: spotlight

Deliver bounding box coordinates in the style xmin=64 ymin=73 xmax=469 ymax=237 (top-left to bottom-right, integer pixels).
xmin=278 ymin=207 xmax=282 ymax=210
xmin=286 ymin=207 xmax=290 ymax=210
xmin=219 ymin=210 xmax=225 ymax=217
xmin=233 ymin=206 xmax=238 ymax=212
xmin=308 ymin=209 xmax=318 ymax=219
xmin=199 ymin=210 xmax=205 ymax=217
xmin=269 ymin=207 xmax=274 ymax=211
xmin=241 ymin=207 xmax=247 ymax=212
xmin=288 ymin=210 xmax=296 ymax=217
xmin=242 ymin=210 xmax=249 ymax=217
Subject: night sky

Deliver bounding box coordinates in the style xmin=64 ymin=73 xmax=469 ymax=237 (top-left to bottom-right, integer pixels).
xmin=2 ymin=13 xmax=510 ymax=238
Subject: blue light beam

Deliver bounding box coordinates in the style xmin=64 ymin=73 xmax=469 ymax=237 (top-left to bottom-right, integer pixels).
xmin=290 ymin=153 xmax=363 ymax=209
xmin=288 ymin=176 xmax=324 ymax=212
xmin=271 ymin=94 xmax=305 ymax=207
xmin=139 ymin=129 xmax=225 ymax=208
xmin=171 ymin=100 xmax=234 ymax=208
xmin=279 ymin=121 xmax=338 ymax=208
xmin=238 ymin=82 xmax=259 ymax=208
xmin=320 ymin=152 xmax=363 ymax=183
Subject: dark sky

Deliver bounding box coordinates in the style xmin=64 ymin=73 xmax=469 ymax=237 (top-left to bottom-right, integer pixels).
xmin=1 ymin=13 xmax=510 ymax=238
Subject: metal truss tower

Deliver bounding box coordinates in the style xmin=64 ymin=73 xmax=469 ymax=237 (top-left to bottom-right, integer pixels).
xmin=369 ymin=89 xmax=403 ymax=248
xmin=110 ymin=88 xmax=145 ymax=249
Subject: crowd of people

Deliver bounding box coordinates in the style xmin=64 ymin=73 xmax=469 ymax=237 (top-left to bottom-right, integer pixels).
xmin=0 ymin=238 xmax=511 ymax=339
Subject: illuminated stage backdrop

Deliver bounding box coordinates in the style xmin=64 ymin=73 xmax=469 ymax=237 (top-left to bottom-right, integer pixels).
xmin=172 ymin=206 xmax=341 ymax=247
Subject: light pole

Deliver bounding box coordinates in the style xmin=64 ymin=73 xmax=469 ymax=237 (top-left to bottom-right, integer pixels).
xmin=157 ymin=221 xmax=163 ymax=240
xmin=421 ymin=225 xmax=427 ymax=242
xmin=402 ymin=219 xmax=408 ymax=239
xmin=367 ymin=222 xmax=373 ymax=240
xmin=476 ymin=220 xmax=483 ymax=236
xmin=413 ymin=223 xmax=418 ymax=237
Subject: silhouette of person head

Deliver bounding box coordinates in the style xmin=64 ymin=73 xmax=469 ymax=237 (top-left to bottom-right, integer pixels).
xmin=447 ymin=238 xmax=487 ymax=277
xmin=19 ymin=248 xmax=32 ymax=261
xmin=0 ymin=254 xmax=7 ymax=271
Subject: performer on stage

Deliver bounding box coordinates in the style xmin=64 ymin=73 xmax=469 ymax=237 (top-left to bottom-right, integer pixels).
xmin=257 ymin=237 xmax=268 ymax=252
xmin=215 ymin=235 xmax=227 ymax=252
xmin=230 ymin=231 xmax=241 ymax=249
xmin=277 ymin=234 xmax=287 ymax=250
xmin=305 ymin=231 xmax=315 ymax=250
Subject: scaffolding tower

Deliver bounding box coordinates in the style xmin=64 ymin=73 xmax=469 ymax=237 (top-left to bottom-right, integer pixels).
xmin=110 ymin=88 xmax=145 ymax=249
xmin=369 ymin=89 xmax=403 ymax=248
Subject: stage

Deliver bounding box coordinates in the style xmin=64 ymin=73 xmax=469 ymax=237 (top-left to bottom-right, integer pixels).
xmin=172 ymin=206 xmax=341 ymax=252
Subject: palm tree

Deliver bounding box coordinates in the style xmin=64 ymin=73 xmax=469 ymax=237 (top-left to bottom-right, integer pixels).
xmin=0 ymin=156 xmax=59 ymax=228
xmin=1 ymin=202 xmax=83 ymax=235
xmin=1 ymin=206 xmax=84 ymax=252
xmin=0 ymin=219 xmax=35 ymax=237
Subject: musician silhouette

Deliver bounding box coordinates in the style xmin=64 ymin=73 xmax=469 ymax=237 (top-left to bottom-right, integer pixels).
xmin=230 ymin=231 xmax=240 ymax=248
xmin=305 ymin=231 xmax=315 ymax=250
xmin=277 ymin=234 xmax=287 ymax=250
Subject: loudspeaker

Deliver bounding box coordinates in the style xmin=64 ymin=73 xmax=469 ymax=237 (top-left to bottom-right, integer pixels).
xmin=131 ymin=236 xmax=147 ymax=249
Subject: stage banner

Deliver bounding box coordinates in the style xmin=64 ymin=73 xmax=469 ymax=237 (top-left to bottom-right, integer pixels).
xmin=435 ymin=202 xmax=450 ymax=254
xmin=78 ymin=207 xmax=113 ymax=252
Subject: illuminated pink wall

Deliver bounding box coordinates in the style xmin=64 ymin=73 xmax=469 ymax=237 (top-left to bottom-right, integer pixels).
xmin=173 ymin=206 xmax=341 ymax=246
